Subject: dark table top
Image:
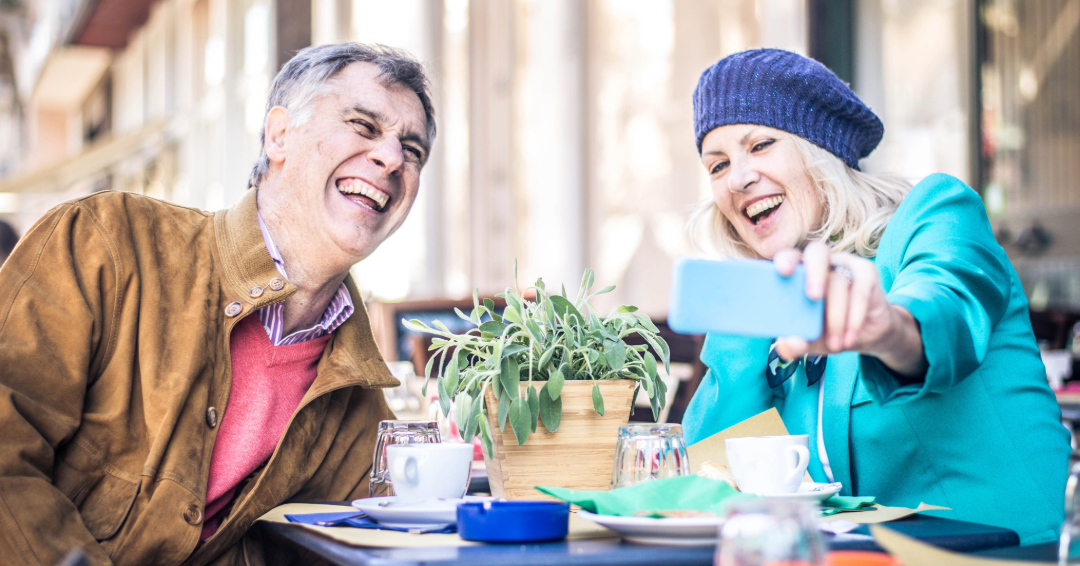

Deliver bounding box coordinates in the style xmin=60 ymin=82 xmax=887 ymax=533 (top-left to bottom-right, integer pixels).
xmin=258 ymin=504 xmax=1028 ymax=566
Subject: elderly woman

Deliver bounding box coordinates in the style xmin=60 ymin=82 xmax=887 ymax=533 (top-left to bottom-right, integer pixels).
xmin=682 ymin=49 xmax=1070 ymax=545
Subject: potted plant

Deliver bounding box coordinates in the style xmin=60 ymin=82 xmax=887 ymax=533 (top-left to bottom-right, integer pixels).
xmin=403 ymin=264 xmax=671 ymax=498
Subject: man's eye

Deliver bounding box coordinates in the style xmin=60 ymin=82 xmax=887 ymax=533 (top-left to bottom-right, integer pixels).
xmin=403 ymin=146 xmax=423 ymax=161
xmin=752 ymin=139 xmax=775 ymax=152
xmin=352 ymin=120 xmax=375 ymax=134
xmin=709 ymin=161 xmax=728 ymax=175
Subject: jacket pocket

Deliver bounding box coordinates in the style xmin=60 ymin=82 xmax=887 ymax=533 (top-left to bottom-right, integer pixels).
xmin=54 ymin=446 xmax=141 ymax=541
xmin=851 ymin=377 xmax=874 ymax=407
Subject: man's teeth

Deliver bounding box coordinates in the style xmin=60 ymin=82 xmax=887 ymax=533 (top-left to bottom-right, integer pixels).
xmin=746 ymin=195 xmax=784 ymax=219
xmin=338 ymin=181 xmax=389 ymax=211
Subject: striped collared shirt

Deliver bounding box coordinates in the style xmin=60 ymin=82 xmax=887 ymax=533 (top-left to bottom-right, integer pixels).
xmin=256 ymin=213 xmax=354 ymax=345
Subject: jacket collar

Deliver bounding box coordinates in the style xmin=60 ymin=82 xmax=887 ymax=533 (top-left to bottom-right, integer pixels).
xmin=213 ymin=189 xmax=398 ymax=390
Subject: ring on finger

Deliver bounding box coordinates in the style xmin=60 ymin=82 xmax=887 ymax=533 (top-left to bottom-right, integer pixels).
xmin=831 ymin=264 xmax=854 ymax=281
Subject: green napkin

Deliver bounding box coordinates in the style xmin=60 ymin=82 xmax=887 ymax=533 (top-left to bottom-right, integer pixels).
xmin=535 ymin=475 xmax=744 ymax=517
xmin=821 ymin=495 xmax=876 ymax=516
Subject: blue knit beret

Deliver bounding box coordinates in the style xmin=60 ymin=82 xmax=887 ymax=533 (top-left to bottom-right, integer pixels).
xmin=693 ymin=48 xmax=883 ymax=169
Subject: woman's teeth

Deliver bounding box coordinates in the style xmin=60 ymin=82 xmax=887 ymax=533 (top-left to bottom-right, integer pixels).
xmin=338 ymin=181 xmax=389 ymax=211
xmin=745 ymin=195 xmax=784 ymax=224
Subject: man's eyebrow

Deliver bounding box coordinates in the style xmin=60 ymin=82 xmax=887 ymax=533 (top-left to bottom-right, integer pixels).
xmin=346 ymin=105 xmax=431 ymax=157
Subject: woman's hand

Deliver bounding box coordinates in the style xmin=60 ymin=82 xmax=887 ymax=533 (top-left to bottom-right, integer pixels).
xmin=772 ymin=241 xmax=928 ymax=379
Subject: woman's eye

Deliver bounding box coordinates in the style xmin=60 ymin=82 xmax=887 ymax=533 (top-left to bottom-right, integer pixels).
xmin=752 ymin=139 xmax=775 ymax=152
xmin=709 ymin=161 xmax=729 ymax=175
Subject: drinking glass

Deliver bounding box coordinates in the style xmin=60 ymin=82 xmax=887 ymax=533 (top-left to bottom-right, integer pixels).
xmin=368 ymin=420 xmax=441 ymax=498
xmin=1060 ymin=460 xmax=1080 ymax=565
xmin=716 ymin=499 xmax=827 ymax=566
xmin=610 ymin=423 xmax=689 ymax=489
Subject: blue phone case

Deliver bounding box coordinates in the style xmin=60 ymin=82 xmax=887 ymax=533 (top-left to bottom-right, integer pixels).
xmin=668 ymin=257 xmax=823 ymax=340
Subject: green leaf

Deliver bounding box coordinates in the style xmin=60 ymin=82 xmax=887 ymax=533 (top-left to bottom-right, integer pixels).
xmin=402 ymin=318 xmax=434 ymax=333
xmin=503 ymin=344 xmax=527 ymax=357
xmin=547 ymin=368 xmax=564 ymax=400
xmin=616 ymin=305 xmax=639 ymax=313
xmin=605 ymin=340 xmax=627 ymax=371
xmin=527 ymin=386 xmax=540 ymax=433
xmin=525 ymin=319 xmax=544 ymax=343
xmin=509 ymin=397 xmax=531 ymax=445
xmin=500 ymin=356 xmax=520 ymax=400
xmin=550 ymin=295 xmax=584 ymax=325
xmin=592 ymin=284 xmax=615 ymax=296
xmin=445 ymin=350 xmax=461 ymax=394
xmin=644 ymin=351 xmax=658 ymax=380
xmin=630 ymin=384 xmax=640 ymax=416
xmin=437 ymin=368 xmax=452 ymax=416
xmin=503 ymin=305 xmax=523 ymax=324
xmin=456 ymin=391 xmax=473 ymax=438
xmin=480 ymin=320 xmax=510 ymax=336
xmin=650 ymin=389 xmax=661 ymax=422
xmin=592 ymin=382 xmax=605 ymax=416
xmin=433 ymin=320 xmax=451 ymax=333
xmin=498 ymin=390 xmax=511 ymax=432
xmin=538 ymin=386 xmax=562 ymax=433
xmin=478 ymin=410 xmax=494 ymax=458
xmin=484 ymin=298 xmax=496 ymax=313
xmin=454 ymin=307 xmax=472 ymax=323
xmin=465 ymin=392 xmax=483 ymax=441
xmin=538 ymin=345 xmax=555 ymax=370
xmin=581 ymin=269 xmax=595 ymax=292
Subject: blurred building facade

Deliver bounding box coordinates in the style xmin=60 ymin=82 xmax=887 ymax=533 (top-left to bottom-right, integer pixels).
xmin=0 ymin=0 xmax=1076 ymax=318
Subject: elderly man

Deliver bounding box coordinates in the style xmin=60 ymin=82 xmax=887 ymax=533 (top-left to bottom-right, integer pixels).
xmin=0 ymin=43 xmax=433 ymax=565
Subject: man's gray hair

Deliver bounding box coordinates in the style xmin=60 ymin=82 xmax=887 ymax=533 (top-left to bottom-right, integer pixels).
xmin=248 ymin=42 xmax=436 ymax=189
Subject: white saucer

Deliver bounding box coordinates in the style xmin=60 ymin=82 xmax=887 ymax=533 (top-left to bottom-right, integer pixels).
xmin=351 ymin=496 xmax=492 ymax=529
xmin=577 ymin=510 xmax=723 ymax=546
xmin=756 ymin=482 xmax=843 ymax=502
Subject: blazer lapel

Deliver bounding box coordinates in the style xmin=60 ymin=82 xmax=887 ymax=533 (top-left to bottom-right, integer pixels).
xmin=821 ymin=351 xmax=859 ymax=496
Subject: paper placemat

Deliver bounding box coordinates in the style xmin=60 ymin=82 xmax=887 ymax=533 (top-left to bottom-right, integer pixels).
xmin=257 ymin=503 xmax=617 ymax=549
xmin=820 ymin=502 xmax=950 ymax=524
xmin=872 ymin=524 xmax=1047 ymax=566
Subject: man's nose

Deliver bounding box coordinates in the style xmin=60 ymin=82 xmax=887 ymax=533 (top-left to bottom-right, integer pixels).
xmin=726 ymin=159 xmax=759 ymax=193
xmin=368 ymin=137 xmax=405 ymax=174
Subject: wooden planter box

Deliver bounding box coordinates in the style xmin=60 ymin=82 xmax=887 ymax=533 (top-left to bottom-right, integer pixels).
xmin=482 ymin=379 xmax=636 ymax=500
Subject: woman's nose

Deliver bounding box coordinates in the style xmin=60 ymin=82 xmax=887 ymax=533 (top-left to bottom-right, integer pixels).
xmin=726 ymin=160 xmax=759 ymax=193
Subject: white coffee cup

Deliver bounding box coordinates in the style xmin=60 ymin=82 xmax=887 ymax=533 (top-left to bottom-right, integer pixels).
xmin=386 ymin=443 xmax=473 ymax=504
xmin=724 ymin=435 xmax=811 ymax=495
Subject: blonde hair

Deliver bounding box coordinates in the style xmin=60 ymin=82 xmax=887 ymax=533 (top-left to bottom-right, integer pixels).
xmin=688 ymin=134 xmax=912 ymax=259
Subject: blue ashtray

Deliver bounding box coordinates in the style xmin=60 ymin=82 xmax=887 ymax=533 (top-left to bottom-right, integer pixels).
xmin=457 ymin=500 xmax=570 ymax=543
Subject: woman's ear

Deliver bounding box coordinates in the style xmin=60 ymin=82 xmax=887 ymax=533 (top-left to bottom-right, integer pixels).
xmin=264 ymin=106 xmax=289 ymax=164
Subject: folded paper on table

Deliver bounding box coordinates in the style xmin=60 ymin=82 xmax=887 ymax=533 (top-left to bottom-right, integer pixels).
xmin=258 ymin=503 xmax=616 ymax=548
xmin=822 ymin=496 xmax=876 ymax=516
xmin=284 ymin=511 xmax=455 ymax=533
xmin=821 ymin=503 xmax=950 ymax=525
xmin=537 ymin=475 xmax=743 ymax=516
xmin=871 ymin=524 xmax=1045 ymax=566
xmin=686 ymin=408 xmax=812 ymax=482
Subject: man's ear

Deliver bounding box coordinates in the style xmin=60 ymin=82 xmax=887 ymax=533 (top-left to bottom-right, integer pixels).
xmin=264 ymin=106 xmax=289 ymax=164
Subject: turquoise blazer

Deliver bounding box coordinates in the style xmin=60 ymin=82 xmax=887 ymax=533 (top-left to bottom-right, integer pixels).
xmin=683 ymin=174 xmax=1071 ymax=545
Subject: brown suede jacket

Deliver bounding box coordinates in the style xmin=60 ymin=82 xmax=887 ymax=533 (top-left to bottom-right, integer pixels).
xmin=0 ymin=189 xmax=398 ymax=566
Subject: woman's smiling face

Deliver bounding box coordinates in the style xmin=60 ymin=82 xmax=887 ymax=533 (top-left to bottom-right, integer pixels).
xmin=700 ymin=125 xmax=824 ymax=260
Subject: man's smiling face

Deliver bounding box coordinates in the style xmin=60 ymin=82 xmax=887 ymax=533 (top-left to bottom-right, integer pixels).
xmin=275 ymin=61 xmax=429 ymax=263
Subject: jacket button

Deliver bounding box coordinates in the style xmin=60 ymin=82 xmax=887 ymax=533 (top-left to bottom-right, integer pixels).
xmin=249 ymin=286 xmax=264 ymax=298
xmin=225 ymin=301 xmax=243 ymax=317
xmin=184 ymin=504 xmax=203 ymax=525
xmin=269 ymin=278 xmax=285 ymax=291
xmin=206 ymin=407 xmax=218 ymax=428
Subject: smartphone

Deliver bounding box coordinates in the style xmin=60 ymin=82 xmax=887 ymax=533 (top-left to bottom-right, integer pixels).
xmin=668 ymin=257 xmax=823 ymax=339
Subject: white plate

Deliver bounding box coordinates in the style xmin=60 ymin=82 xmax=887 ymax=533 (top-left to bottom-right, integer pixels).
xmin=577 ymin=510 xmax=723 ymax=546
xmin=350 ymin=496 xmax=492 ymax=529
xmin=758 ymin=482 xmax=843 ymax=502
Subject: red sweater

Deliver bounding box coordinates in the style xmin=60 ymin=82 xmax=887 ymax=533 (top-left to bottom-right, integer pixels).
xmin=201 ymin=315 xmax=330 ymax=540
